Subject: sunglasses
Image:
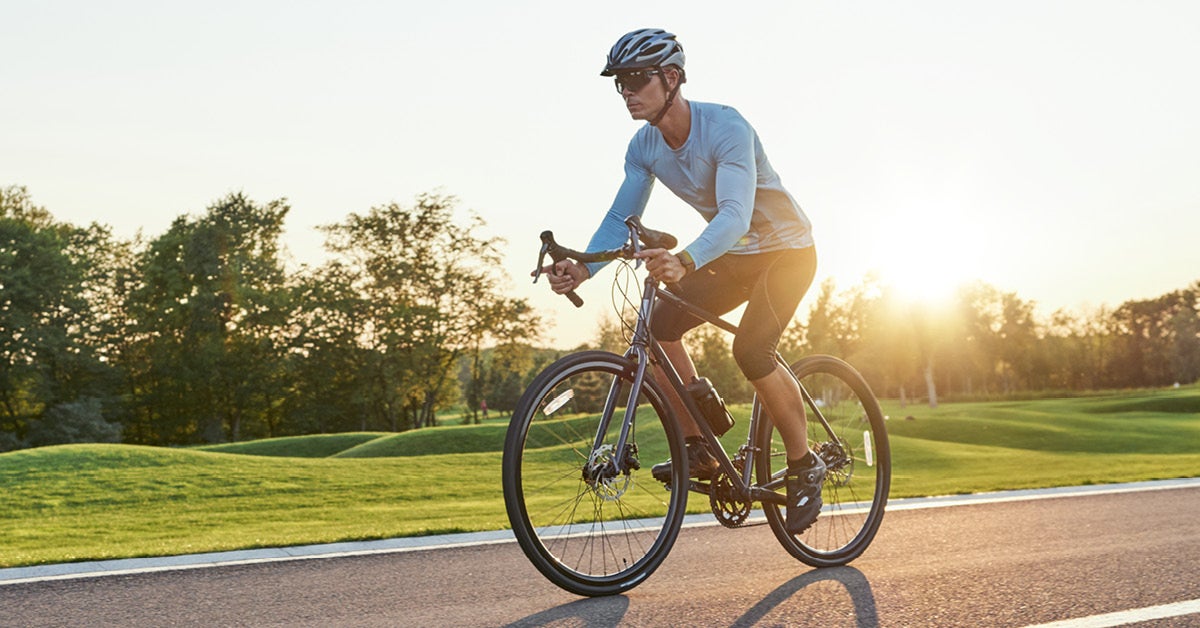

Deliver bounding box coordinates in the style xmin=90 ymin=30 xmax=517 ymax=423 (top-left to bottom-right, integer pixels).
xmin=613 ymin=69 xmax=662 ymax=94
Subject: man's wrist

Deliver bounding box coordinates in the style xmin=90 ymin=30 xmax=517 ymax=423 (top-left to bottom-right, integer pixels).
xmin=676 ymin=250 xmax=696 ymax=275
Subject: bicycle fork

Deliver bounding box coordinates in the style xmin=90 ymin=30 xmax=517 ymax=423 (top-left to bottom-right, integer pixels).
xmin=584 ymin=271 xmax=659 ymax=480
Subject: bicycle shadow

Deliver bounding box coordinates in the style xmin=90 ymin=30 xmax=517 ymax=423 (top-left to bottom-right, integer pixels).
xmin=731 ymin=566 xmax=879 ymax=628
xmin=503 ymin=595 xmax=631 ymax=628
xmin=502 ymin=567 xmax=877 ymax=627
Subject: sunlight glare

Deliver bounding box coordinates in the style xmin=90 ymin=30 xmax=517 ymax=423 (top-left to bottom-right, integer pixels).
xmin=872 ymin=206 xmax=982 ymax=306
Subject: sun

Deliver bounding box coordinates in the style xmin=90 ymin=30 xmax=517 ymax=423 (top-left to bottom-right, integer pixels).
xmin=870 ymin=209 xmax=983 ymax=307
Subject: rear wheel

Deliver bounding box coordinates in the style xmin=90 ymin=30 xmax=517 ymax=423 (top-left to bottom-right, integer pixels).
xmin=502 ymin=351 xmax=688 ymax=596
xmin=754 ymin=355 xmax=890 ymax=566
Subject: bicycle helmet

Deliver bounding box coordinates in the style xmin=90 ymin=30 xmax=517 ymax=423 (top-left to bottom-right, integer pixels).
xmin=602 ymin=29 xmax=687 ymax=126
xmin=601 ymin=28 xmax=686 ymax=76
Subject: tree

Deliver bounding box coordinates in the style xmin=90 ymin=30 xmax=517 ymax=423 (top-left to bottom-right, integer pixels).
xmin=476 ymin=342 xmax=536 ymax=418
xmin=317 ymin=193 xmax=540 ymax=430
xmin=784 ymin=278 xmax=843 ymax=358
xmin=463 ymin=300 xmax=542 ymax=423
xmin=123 ymin=193 xmax=291 ymax=444
xmin=1168 ymin=283 xmax=1200 ymax=384
xmin=282 ymin=262 xmax=377 ymax=433
xmin=0 ymin=186 xmax=118 ymax=449
xmin=856 ymin=285 xmax=922 ymax=405
xmin=1107 ymin=287 xmax=1200 ymax=388
xmin=589 ymin=314 xmax=633 ymax=354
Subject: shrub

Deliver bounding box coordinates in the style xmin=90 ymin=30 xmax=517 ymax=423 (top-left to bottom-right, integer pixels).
xmin=26 ymin=397 xmax=122 ymax=447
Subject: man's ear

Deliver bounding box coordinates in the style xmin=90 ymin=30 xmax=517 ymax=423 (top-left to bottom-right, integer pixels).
xmin=665 ymin=67 xmax=683 ymax=90
xmin=674 ymin=66 xmax=688 ymax=87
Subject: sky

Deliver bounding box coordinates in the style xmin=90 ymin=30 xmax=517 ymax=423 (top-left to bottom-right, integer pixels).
xmin=4 ymin=1 xmax=1199 ymax=347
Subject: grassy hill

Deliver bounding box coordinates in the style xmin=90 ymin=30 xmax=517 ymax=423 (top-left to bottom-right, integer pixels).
xmin=880 ymin=386 xmax=1200 ymax=496
xmin=0 ymin=443 xmax=503 ymax=568
xmin=1 ymin=385 xmax=1197 ymax=568
xmin=196 ymin=432 xmax=389 ymax=457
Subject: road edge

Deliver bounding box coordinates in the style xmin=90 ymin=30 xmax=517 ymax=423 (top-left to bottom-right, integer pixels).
xmin=3 ymin=477 xmax=1197 ymax=586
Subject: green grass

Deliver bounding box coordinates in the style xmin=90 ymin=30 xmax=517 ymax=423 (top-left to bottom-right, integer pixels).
xmin=881 ymin=386 xmax=1200 ymax=496
xmin=332 ymin=423 xmax=509 ymax=458
xmin=1 ymin=385 xmax=1197 ymax=569
xmin=0 ymin=444 xmax=502 ymax=568
xmin=196 ymin=432 xmax=389 ymax=457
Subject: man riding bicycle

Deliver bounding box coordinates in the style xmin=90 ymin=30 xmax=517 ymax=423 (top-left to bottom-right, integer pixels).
xmin=541 ymin=28 xmax=823 ymax=534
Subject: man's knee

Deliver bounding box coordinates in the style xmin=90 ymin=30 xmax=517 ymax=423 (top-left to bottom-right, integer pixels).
xmin=732 ymin=336 xmax=776 ymax=381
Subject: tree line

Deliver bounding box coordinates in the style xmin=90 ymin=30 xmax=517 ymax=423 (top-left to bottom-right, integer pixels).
xmin=680 ymin=273 xmax=1200 ymax=408
xmin=1 ymin=186 xmax=539 ymax=451
xmin=798 ymin=276 xmax=1199 ymax=406
xmin=3 ymin=184 xmax=1197 ymax=451
xmin=527 ymin=264 xmax=1199 ymax=413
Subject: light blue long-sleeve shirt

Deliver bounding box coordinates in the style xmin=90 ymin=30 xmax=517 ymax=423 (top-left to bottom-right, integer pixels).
xmin=585 ymin=100 xmax=813 ymax=276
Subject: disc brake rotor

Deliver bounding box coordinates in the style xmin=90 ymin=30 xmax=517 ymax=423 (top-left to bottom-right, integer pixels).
xmin=815 ymin=440 xmax=854 ymax=487
xmin=584 ymin=444 xmax=633 ymax=501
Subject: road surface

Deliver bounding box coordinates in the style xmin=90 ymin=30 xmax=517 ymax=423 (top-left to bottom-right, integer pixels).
xmin=2 ymin=482 xmax=1198 ymax=626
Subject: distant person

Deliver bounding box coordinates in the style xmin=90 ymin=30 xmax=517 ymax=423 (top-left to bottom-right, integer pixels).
xmin=539 ymin=29 xmax=823 ymax=533
xmin=480 ymin=399 xmax=489 ymax=419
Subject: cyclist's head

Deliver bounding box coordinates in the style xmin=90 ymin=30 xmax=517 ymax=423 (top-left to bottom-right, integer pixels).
xmin=601 ymin=28 xmax=686 ymax=78
xmin=602 ymin=29 xmax=686 ymax=127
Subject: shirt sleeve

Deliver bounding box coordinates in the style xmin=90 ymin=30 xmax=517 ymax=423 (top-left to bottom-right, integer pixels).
xmin=681 ymin=116 xmax=756 ymax=269
xmin=584 ymin=139 xmax=655 ymax=277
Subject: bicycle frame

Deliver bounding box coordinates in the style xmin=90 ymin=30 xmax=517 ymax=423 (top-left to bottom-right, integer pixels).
xmin=590 ymin=251 xmax=834 ymax=508
xmin=512 ymin=219 xmax=891 ymax=594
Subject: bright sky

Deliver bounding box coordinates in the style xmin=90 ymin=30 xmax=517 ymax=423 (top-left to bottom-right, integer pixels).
xmin=4 ymin=1 xmax=1199 ymax=347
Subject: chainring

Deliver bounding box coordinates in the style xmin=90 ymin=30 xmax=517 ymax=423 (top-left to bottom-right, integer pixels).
xmin=708 ymin=472 xmax=752 ymax=528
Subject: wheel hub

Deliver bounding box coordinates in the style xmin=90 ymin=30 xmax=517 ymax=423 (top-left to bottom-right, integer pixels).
xmin=815 ymin=440 xmax=854 ymax=487
xmin=583 ymin=444 xmax=635 ymax=501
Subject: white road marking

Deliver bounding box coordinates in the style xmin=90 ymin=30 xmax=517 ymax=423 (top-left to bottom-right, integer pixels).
xmin=1021 ymin=599 xmax=1200 ymax=628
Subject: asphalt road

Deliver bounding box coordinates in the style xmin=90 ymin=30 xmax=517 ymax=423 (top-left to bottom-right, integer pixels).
xmin=3 ymin=484 xmax=1198 ymax=627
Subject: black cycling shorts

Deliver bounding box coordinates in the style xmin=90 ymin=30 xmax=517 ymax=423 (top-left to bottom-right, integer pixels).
xmin=650 ymin=246 xmax=817 ymax=381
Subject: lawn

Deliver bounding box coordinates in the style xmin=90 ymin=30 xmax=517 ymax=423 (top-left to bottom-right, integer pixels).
xmin=1 ymin=385 xmax=1197 ymax=568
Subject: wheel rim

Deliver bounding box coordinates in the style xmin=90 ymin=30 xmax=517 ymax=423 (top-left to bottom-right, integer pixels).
xmin=758 ymin=358 xmax=889 ymax=560
xmin=511 ymin=359 xmax=685 ymax=584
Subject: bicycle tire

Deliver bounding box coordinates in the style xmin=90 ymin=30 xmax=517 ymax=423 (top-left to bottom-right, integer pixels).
xmin=503 ymin=351 xmax=689 ymax=596
xmin=754 ymin=354 xmax=891 ymax=567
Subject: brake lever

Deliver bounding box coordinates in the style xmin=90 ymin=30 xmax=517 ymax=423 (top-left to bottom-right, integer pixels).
xmin=533 ymin=241 xmax=549 ymax=284
xmin=627 ymin=223 xmax=644 ymax=269
xmin=537 ymin=231 xmax=584 ymax=308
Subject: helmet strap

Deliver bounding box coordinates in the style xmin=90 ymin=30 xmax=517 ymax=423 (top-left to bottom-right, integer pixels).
xmin=649 ymin=68 xmax=682 ymax=127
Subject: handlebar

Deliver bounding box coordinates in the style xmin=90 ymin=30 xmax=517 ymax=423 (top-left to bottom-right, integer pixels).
xmin=533 ymin=216 xmax=679 ymax=308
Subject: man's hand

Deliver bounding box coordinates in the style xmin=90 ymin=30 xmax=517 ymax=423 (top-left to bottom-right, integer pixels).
xmin=634 ymin=248 xmax=688 ymax=284
xmin=533 ymin=259 xmax=591 ymax=294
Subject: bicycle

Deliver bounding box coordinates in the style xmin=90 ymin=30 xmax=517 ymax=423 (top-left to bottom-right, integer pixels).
xmin=502 ymin=216 xmax=891 ymax=597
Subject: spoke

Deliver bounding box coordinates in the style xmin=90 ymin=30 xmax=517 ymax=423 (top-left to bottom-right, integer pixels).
xmin=506 ymin=356 xmax=687 ymax=590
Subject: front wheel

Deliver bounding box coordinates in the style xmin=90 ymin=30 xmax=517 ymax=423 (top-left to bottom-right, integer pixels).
xmin=754 ymin=354 xmax=891 ymax=567
xmin=502 ymin=351 xmax=688 ymax=596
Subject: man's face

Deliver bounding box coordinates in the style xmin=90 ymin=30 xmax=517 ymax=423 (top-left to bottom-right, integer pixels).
xmin=614 ymin=68 xmax=669 ymax=121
